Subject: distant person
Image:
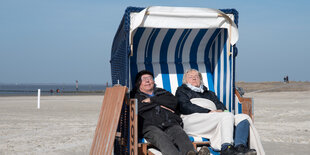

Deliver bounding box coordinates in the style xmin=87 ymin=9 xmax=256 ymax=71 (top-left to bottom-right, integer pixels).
xmin=130 ymin=70 xmax=209 ymax=155
xmin=50 ymin=89 xmax=54 ymax=94
xmin=56 ymin=89 xmax=60 ymax=93
xmin=176 ymin=69 xmax=265 ymax=155
xmin=76 ymin=80 xmax=79 ymax=91
xmin=284 ymin=75 xmax=289 ymax=83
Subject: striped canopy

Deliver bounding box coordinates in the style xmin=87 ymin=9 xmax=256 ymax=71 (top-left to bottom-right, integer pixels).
xmin=111 ymin=6 xmax=241 ymax=113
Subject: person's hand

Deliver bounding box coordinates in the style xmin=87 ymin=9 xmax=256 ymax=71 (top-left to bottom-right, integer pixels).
xmin=210 ymin=110 xmax=223 ymax=113
xmin=142 ymin=98 xmax=151 ymax=103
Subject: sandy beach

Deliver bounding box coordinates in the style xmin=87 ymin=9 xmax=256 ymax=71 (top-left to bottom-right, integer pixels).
xmin=247 ymin=91 xmax=310 ymax=155
xmin=1 ymin=82 xmax=310 ymax=154
xmin=0 ymin=95 xmax=103 ymax=155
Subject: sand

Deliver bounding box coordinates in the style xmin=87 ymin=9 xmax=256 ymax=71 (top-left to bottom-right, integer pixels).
xmin=0 ymin=95 xmax=103 ymax=155
xmin=246 ymin=91 xmax=310 ymax=155
xmin=1 ymin=86 xmax=310 ymax=154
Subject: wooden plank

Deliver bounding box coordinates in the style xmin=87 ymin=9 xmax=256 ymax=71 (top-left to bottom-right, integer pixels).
xmin=90 ymin=86 xmax=128 ymax=155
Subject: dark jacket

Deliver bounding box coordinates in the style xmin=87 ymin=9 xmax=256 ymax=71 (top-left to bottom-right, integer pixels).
xmin=175 ymin=84 xmax=226 ymax=115
xmin=131 ymin=87 xmax=183 ymax=134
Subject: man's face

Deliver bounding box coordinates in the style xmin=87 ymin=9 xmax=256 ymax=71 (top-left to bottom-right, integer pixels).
xmin=139 ymin=74 xmax=154 ymax=93
xmin=186 ymin=71 xmax=201 ymax=87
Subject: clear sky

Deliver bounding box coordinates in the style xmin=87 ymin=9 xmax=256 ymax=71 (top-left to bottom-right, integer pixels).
xmin=1 ymin=0 xmax=309 ymax=84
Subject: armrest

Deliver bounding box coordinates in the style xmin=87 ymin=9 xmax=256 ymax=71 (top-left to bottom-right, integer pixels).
xmin=129 ymin=99 xmax=138 ymax=155
xmin=235 ymin=89 xmax=254 ymax=121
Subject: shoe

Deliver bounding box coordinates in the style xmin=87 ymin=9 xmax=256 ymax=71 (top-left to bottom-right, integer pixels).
xmin=187 ymin=150 xmax=196 ymax=155
xmin=198 ymin=146 xmax=210 ymax=155
xmin=235 ymin=145 xmax=257 ymax=155
xmin=221 ymin=145 xmax=236 ymax=155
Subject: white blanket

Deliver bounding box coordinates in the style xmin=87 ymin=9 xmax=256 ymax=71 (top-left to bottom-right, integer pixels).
xmin=182 ymin=98 xmax=265 ymax=155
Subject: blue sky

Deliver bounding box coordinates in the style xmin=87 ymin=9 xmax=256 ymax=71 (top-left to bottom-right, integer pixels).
xmin=0 ymin=0 xmax=309 ymax=84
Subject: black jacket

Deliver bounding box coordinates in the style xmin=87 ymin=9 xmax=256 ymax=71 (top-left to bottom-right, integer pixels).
xmin=175 ymin=84 xmax=226 ymax=115
xmin=131 ymin=87 xmax=183 ymax=134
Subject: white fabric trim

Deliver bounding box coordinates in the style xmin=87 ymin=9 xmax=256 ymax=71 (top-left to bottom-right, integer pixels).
xmin=130 ymin=6 xmax=239 ymax=45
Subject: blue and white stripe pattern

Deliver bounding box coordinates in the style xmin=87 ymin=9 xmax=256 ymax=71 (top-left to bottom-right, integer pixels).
xmin=130 ymin=27 xmax=235 ymax=112
xmin=188 ymin=136 xmax=209 ymax=142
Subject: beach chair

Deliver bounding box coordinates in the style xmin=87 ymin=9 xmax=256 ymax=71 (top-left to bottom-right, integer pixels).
xmin=109 ymin=6 xmax=253 ymax=154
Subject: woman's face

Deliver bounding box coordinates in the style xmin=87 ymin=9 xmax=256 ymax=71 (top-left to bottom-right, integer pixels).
xmin=186 ymin=71 xmax=201 ymax=87
xmin=139 ymin=74 xmax=155 ymax=93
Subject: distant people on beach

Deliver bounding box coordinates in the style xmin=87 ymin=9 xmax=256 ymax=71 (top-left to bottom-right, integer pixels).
xmin=284 ymin=75 xmax=289 ymax=83
xmin=76 ymin=80 xmax=79 ymax=91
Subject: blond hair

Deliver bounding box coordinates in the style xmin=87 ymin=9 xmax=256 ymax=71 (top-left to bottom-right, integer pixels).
xmin=182 ymin=69 xmax=203 ymax=84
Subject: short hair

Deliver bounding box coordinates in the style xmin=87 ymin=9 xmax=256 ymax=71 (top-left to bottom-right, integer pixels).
xmin=182 ymin=69 xmax=203 ymax=85
xmin=134 ymin=70 xmax=154 ymax=89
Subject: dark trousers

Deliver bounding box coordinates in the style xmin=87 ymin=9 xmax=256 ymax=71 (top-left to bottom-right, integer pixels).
xmin=143 ymin=125 xmax=195 ymax=155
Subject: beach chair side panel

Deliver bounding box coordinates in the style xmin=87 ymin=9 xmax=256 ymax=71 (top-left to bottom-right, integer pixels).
xmin=90 ymin=86 xmax=128 ymax=155
xmin=235 ymin=89 xmax=254 ymax=120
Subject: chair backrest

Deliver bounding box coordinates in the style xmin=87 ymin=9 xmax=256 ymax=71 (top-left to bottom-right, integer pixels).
xmin=129 ymin=27 xmax=235 ymax=112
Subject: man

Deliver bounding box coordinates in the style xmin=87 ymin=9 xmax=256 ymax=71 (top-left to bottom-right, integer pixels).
xmin=131 ymin=70 xmax=209 ymax=155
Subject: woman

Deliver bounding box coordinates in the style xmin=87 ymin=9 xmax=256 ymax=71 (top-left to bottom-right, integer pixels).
xmin=175 ymin=69 xmax=264 ymax=155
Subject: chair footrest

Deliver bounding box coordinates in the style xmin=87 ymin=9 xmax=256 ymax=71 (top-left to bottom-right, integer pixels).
xmin=139 ymin=136 xmax=210 ymax=144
